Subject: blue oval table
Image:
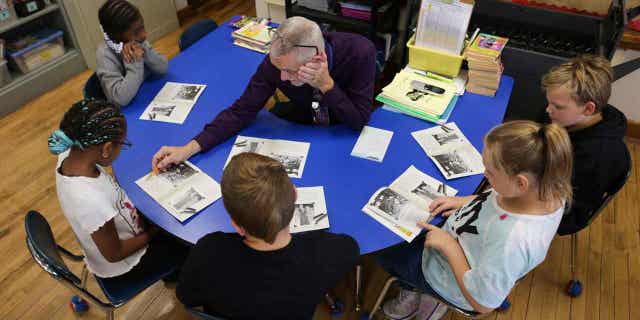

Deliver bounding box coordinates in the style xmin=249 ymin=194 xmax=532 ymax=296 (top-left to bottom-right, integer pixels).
xmin=113 ymin=20 xmax=513 ymax=255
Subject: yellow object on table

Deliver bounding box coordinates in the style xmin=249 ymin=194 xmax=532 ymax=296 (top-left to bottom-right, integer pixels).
xmin=407 ymin=34 xmax=464 ymax=77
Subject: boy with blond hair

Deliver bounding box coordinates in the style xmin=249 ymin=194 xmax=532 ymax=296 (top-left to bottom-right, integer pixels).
xmin=176 ymin=153 xmax=359 ymax=319
xmin=542 ymin=54 xmax=628 ymax=235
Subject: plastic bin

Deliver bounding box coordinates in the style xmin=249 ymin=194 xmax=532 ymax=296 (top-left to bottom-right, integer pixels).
xmin=8 ymin=29 xmax=65 ymax=74
xmin=0 ymin=0 xmax=17 ymax=27
xmin=0 ymin=59 xmax=11 ymax=87
xmin=406 ymin=34 xmax=464 ymax=77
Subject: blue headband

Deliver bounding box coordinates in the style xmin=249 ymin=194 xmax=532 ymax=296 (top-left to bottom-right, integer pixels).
xmin=48 ymin=129 xmax=84 ymax=155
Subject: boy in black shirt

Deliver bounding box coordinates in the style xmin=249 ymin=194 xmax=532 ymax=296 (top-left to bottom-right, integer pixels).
xmin=542 ymin=55 xmax=628 ymax=235
xmin=176 ymin=153 xmax=359 ymax=319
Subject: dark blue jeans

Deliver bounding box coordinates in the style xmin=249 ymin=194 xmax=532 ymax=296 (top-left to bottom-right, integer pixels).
xmin=375 ymin=233 xmax=439 ymax=296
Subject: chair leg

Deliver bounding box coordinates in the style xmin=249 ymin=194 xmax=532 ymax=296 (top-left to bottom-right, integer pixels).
xmin=571 ymin=233 xmax=577 ymax=281
xmin=355 ymin=263 xmax=362 ymax=312
xmin=80 ymin=265 xmax=89 ymax=289
xmin=369 ymin=277 xmax=398 ymax=320
xmin=105 ymin=309 xmax=115 ymax=320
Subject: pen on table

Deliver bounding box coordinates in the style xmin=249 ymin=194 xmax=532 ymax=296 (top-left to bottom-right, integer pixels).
xmin=441 ymin=183 xmax=447 ymax=196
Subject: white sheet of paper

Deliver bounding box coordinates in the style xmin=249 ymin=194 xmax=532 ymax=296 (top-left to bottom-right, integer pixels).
xmin=290 ymin=186 xmax=329 ymax=233
xmin=351 ymin=126 xmax=394 ymax=162
xmin=390 ymin=165 xmax=458 ymax=208
xmin=415 ymin=0 xmax=473 ymax=55
xmin=135 ymin=161 xmax=221 ymax=222
xmin=225 ymin=136 xmax=310 ymax=178
xmin=362 ymin=187 xmax=432 ymax=242
xmin=139 ymin=82 xmax=206 ymax=124
xmin=412 ymin=122 xmax=484 ymax=180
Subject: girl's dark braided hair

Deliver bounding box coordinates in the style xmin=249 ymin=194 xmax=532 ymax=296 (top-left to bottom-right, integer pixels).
xmin=48 ymin=99 xmax=126 ymax=154
xmin=98 ymin=0 xmax=142 ymax=39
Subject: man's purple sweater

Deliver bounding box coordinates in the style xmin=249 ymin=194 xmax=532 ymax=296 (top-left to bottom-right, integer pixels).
xmin=193 ymin=32 xmax=376 ymax=152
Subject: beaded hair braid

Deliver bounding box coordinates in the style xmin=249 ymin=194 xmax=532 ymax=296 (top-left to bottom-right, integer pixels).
xmin=60 ymin=99 xmax=126 ymax=149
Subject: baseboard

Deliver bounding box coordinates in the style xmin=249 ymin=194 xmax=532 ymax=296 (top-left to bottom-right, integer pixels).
xmin=628 ymin=120 xmax=640 ymax=139
xmin=177 ymin=6 xmax=197 ymax=25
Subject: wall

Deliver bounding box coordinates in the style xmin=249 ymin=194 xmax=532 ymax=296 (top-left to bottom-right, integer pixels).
xmin=610 ymin=49 xmax=640 ymax=122
xmin=175 ymin=0 xmax=188 ymax=10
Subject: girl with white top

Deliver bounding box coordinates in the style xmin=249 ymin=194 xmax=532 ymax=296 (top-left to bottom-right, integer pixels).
xmin=378 ymin=121 xmax=573 ymax=319
xmin=49 ymin=99 xmax=184 ymax=280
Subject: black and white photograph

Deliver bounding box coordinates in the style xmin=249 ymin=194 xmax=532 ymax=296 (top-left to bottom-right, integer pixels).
xmin=370 ymin=188 xmax=409 ymax=220
xmin=432 ymin=132 xmax=460 ymax=146
xmin=150 ymin=105 xmax=176 ymax=117
xmin=411 ymin=181 xmax=442 ymax=201
xmin=234 ymin=140 xmax=262 ymax=153
xmin=270 ymin=153 xmax=304 ymax=176
xmin=293 ymin=202 xmax=315 ymax=227
xmin=161 ymin=162 xmax=198 ymax=187
xmin=171 ymin=187 xmax=205 ymax=214
xmin=433 ymin=151 xmax=471 ymax=177
xmin=174 ymin=85 xmax=203 ymax=101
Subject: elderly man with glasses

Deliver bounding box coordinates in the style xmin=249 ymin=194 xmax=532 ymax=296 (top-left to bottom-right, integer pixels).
xmin=152 ymin=16 xmax=376 ymax=170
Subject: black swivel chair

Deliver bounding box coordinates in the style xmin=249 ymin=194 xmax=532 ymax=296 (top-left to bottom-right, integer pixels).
xmin=25 ymin=210 xmax=179 ymax=319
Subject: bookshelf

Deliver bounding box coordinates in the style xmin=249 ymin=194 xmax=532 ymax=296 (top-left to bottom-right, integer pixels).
xmin=0 ymin=1 xmax=86 ymax=117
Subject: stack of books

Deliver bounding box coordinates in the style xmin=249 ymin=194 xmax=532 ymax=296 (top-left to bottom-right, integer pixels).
xmin=375 ymin=68 xmax=459 ymax=124
xmin=464 ymin=33 xmax=508 ymax=97
xmin=231 ymin=21 xmax=272 ymax=54
xmin=231 ymin=21 xmax=271 ymax=53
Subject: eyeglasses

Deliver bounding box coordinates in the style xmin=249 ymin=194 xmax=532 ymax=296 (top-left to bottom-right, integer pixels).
xmin=118 ymin=139 xmax=133 ymax=150
xmin=268 ymin=28 xmax=319 ymax=56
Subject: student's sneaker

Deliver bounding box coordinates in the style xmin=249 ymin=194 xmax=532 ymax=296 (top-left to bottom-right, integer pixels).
xmin=382 ymin=289 xmax=420 ymax=319
xmin=414 ymin=294 xmax=448 ymax=320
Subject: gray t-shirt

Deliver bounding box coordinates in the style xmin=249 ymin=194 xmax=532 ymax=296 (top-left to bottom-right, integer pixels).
xmin=95 ymin=41 xmax=168 ymax=107
xmin=422 ymin=190 xmax=563 ymax=310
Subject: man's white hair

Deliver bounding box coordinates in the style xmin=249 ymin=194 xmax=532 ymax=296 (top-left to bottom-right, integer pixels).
xmin=270 ymin=16 xmax=325 ymax=63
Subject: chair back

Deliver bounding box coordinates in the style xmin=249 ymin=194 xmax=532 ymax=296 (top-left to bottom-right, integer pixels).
xmin=187 ymin=307 xmax=229 ymax=320
xmin=83 ymin=72 xmax=106 ymax=100
xmin=179 ymin=19 xmax=219 ymax=51
xmin=583 ymin=144 xmax=632 ymax=226
xmin=25 ymin=210 xmax=82 ymax=285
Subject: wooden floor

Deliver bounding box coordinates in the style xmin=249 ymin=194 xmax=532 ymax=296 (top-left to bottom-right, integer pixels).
xmin=1 ymin=1 xmax=639 ymax=319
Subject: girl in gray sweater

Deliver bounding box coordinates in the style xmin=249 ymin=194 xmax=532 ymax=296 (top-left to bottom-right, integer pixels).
xmin=96 ymin=0 xmax=168 ymax=107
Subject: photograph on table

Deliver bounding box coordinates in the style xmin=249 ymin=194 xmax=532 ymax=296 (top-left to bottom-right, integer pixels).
xmin=411 ymin=181 xmax=443 ymax=201
xmin=174 ymin=85 xmax=204 ymax=101
xmin=161 ymin=162 xmax=199 ymax=187
xmin=170 ymin=187 xmax=206 ymax=214
xmin=293 ymin=202 xmax=315 ymax=227
xmin=270 ymin=153 xmax=304 ymax=176
xmin=433 ymin=151 xmax=472 ymax=177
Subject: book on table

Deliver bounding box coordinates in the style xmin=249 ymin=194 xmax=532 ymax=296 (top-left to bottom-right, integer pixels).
xmin=362 ymin=165 xmax=458 ymax=242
